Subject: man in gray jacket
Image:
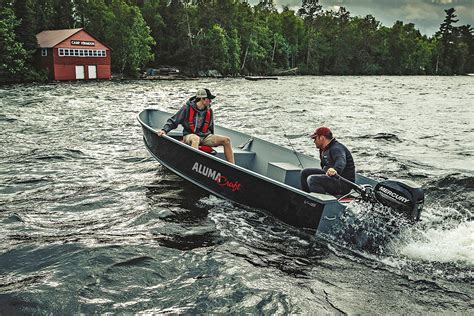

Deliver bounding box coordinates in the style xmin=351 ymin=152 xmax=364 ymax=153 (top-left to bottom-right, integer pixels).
xmin=157 ymin=88 xmax=235 ymax=164
xmin=301 ymin=126 xmax=355 ymax=195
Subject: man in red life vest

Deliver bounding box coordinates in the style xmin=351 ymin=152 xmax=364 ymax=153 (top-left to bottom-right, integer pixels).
xmin=157 ymin=88 xmax=235 ymax=164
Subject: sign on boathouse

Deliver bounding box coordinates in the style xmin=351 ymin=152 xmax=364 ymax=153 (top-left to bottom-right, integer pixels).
xmin=36 ymin=28 xmax=111 ymax=81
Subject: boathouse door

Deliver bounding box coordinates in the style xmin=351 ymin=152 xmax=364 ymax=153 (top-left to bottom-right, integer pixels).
xmin=75 ymin=65 xmax=85 ymax=80
xmin=88 ymin=65 xmax=97 ymax=79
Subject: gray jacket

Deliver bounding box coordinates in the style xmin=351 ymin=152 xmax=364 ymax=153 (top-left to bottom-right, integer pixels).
xmin=162 ymin=97 xmax=214 ymax=137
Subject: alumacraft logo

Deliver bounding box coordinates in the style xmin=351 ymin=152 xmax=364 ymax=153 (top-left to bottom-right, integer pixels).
xmin=378 ymin=186 xmax=410 ymax=204
xmin=191 ymin=162 xmax=241 ymax=192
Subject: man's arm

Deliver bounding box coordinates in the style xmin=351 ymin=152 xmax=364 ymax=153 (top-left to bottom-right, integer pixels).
xmin=327 ymin=146 xmax=347 ymax=176
xmin=160 ymin=105 xmax=187 ymax=135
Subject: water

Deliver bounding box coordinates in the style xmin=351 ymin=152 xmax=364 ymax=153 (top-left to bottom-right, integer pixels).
xmin=0 ymin=76 xmax=473 ymax=314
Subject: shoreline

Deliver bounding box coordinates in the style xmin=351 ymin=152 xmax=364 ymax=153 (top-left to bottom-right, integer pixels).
xmin=1 ymin=73 xmax=473 ymax=86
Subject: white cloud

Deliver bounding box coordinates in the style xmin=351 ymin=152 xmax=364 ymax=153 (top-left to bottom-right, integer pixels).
xmin=327 ymin=5 xmax=341 ymax=12
xmin=456 ymin=5 xmax=474 ymax=23
xmin=434 ymin=0 xmax=456 ymax=4
xmin=402 ymin=3 xmax=442 ymax=21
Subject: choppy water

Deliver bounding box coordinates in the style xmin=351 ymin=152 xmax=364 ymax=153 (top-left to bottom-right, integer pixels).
xmin=0 ymin=76 xmax=473 ymax=314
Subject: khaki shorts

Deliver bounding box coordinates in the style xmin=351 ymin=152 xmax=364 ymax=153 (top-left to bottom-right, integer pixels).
xmin=183 ymin=134 xmax=217 ymax=146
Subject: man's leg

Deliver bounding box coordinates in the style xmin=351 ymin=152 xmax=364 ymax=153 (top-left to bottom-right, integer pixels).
xmin=183 ymin=134 xmax=200 ymax=149
xmin=203 ymin=134 xmax=235 ymax=164
xmin=307 ymin=175 xmax=341 ymax=195
xmin=300 ymin=168 xmax=325 ymax=192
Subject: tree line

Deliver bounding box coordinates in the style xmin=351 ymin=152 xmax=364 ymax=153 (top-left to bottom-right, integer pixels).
xmin=1 ymin=0 xmax=473 ymax=82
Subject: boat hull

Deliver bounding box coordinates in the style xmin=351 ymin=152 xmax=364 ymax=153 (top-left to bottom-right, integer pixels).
xmin=139 ymin=109 xmax=423 ymax=250
xmin=141 ymin=126 xmax=334 ymax=229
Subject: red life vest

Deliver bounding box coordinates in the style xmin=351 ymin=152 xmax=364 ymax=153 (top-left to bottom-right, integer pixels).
xmin=188 ymin=106 xmax=212 ymax=133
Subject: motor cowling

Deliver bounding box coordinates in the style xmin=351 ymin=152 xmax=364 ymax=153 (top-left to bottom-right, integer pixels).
xmin=373 ymin=179 xmax=424 ymax=221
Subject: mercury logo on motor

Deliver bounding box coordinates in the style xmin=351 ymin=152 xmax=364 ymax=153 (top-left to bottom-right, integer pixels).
xmin=378 ymin=186 xmax=410 ymax=204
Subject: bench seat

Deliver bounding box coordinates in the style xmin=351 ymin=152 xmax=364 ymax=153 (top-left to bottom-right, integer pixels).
xmin=267 ymin=162 xmax=302 ymax=189
xmin=214 ymin=147 xmax=255 ymax=169
xmin=167 ymin=129 xmax=184 ymax=139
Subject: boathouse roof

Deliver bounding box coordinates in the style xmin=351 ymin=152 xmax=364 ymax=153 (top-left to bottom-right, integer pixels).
xmin=36 ymin=28 xmax=83 ymax=48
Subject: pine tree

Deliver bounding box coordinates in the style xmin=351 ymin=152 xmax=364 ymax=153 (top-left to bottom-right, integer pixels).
xmin=297 ymin=0 xmax=322 ymax=19
xmin=12 ymin=0 xmax=38 ymax=52
xmin=457 ymin=24 xmax=474 ymax=73
xmin=435 ymin=8 xmax=459 ymax=74
xmin=0 ymin=6 xmax=29 ymax=82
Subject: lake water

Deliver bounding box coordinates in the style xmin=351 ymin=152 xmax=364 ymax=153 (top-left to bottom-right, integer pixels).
xmin=0 ymin=76 xmax=473 ymax=314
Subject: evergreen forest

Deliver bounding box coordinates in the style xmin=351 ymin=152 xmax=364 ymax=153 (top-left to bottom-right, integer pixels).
xmin=1 ymin=0 xmax=473 ymax=83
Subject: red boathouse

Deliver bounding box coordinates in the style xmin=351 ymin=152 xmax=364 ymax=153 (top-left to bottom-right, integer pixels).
xmin=36 ymin=28 xmax=111 ymax=81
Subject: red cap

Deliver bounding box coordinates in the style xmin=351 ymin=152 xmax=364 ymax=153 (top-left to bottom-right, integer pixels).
xmin=310 ymin=126 xmax=332 ymax=139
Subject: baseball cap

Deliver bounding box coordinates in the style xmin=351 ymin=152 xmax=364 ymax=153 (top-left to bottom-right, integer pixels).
xmin=309 ymin=126 xmax=332 ymax=139
xmin=196 ymin=88 xmax=216 ymax=99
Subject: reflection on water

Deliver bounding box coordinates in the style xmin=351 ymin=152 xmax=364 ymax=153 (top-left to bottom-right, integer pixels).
xmin=0 ymin=77 xmax=473 ymax=314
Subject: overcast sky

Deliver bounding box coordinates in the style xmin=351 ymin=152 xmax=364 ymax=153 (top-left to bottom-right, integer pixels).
xmin=255 ymin=0 xmax=474 ymax=36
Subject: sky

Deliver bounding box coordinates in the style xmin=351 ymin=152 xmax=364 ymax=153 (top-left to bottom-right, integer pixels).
xmin=255 ymin=0 xmax=474 ymax=36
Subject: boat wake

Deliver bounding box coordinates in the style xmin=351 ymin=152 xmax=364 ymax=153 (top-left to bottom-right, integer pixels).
xmin=320 ymin=200 xmax=414 ymax=254
xmin=387 ymin=172 xmax=474 ymax=277
xmin=321 ymin=195 xmax=473 ymax=281
xmin=391 ymin=221 xmax=473 ymax=265
xmin=383 ymin=201 xmax=473 ymax=279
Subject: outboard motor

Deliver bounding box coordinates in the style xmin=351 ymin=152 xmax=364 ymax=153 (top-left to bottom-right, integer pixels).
xmin=373 ymin=179 xmax=424 ymax=221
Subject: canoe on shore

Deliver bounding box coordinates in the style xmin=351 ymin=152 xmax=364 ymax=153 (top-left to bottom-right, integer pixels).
xmin=142 ymin=75 xmax=197 ymax=81
xmin=244 ymin=76 xmax=278 ymax=81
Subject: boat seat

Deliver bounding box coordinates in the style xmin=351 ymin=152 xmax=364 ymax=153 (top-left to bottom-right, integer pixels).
xmin=267 ymin=162 xmax=302 ymax=189
xmin=167 ymin=130 xmax=184 ymax=140
xmin=214 ymin=147 xmax=256 ymax=169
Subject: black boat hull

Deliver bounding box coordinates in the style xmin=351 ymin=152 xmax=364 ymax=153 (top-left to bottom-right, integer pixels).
xmin=139 ymin=109 xmax=424 ymax=250
xmin=142 ymin=127 xmax=331 ymax=229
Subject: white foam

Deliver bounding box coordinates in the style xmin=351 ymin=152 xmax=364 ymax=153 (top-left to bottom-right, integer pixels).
xmin=398 ymin=221 xmax=474 ymax=265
